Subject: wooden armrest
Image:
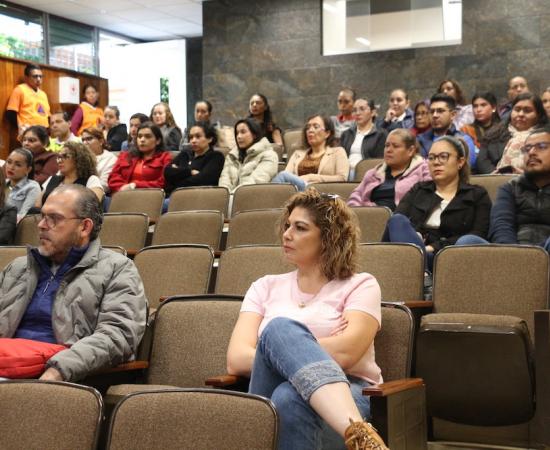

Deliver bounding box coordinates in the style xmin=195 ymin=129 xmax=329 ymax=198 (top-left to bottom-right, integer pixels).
xmin=404 ymin=301 xmax=433 ymax=309
xmin=205 ymin=374 xmax=247 ymax=387
xmin=363 ymin=378 xmax=423 ymax=397
xmin=159 ymin=296 xmax=167 ymax=303
xmin=214 ymin=250 xmax=223 ymax=258
xmin=126 ymin=249 xmax=139 ymax=257
xmin=96 ymin=360 xmax=149 ymax=374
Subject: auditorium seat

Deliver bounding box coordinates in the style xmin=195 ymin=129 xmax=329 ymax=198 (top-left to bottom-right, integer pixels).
xmin=102 ymin=245 xmax=127 ymax=256
xmin=109 ymin=188 xmax=164 ymax=224
xmin=106 ymin=388 xmax=278 ymax=450
xmin=105 ymin=295 xmax=242 ymax=404
xmin=357 ymin=243 xmax=424 ymax=302
xmin=168 ymin=186 xmax=230 ymax=217
xmin=0 ymin=246 xmax=27 ymax=271
xmin=310 ymin=182 xmax=359 ymax=200
xmin=470 ymin=174 xmax=516 ymax=202
xmin=14 ymin=214 xmax=39 ymax=246
xmin=231 ymin=183 xmax=297 ymax=217
xmin=99 ymin=213 xmax=149 ymax=256
xmin=152 ymin=210 xmax=224 ymax=251
xmin=416 ymin=244 xmax=550 ymax=448
xmin=0 ymin=380 xmax=103 ymax=450
xmin=282 ymin=128 xmax=304 ymax=160
xmin=133 ymin=244 xmax=214 ymax=310
xmin=352 ymin=206 xmax=392 ymax=243
xmin=214 ymin=245 xmax=293 ymax=296
xmin=226 ymin=209 xmax=282 ymax=248
xmin=354 ymin=158 xmax=384 ymax=182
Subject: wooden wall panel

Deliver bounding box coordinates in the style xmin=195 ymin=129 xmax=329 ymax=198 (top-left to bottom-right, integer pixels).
xmin=0 ymin=56 xmax=108 ymax=159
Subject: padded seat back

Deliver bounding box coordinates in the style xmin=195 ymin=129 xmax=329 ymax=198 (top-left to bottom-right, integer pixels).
xmin=352 ymin=206 xmax=391 ymax=243
xmin=0 ymin=246 xmax=27 ymax=271
xmin=99 ymin=213 xmax=149 ymax=254
xmin=354 ymin=158 xmax=383 ymax=182
xmin=310 ymin=182 xmax=359 ymax=200
xmin=226 ymin=209 xmax=282 ymax=248
xmin=168 ymin=186 xmax=230 ymax=216
xmin=147 ymin=296 xmax=243 ymax=387
xmin=109 ymin=188 xmax=164 ymax=223
xmin=14 ymin=214 xmax=39 ymax=246
xmin=470 ymin=174 xmax=516 ymax=203
xmin=107 ymin=388 xmax=278 ymax=450
xmin=231 ymin=183 xmax=297 ymax=217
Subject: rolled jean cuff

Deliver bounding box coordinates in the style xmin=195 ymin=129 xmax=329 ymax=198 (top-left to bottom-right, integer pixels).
xmin=289 ymin=360 xmax=349 ymax=402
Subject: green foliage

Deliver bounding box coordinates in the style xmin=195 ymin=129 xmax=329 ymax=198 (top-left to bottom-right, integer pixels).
xmin=0 ymin=33 xmax=43 ymax=62
xmin=160 ymin=77 xmax=169 ymax=104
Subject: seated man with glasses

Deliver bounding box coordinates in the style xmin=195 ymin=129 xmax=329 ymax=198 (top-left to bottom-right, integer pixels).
xmin=0 ymin=184 xmax=147 ymax=381
xmin=6 ymin=63 xmax=51 ymax=136
xmin=417 ymin=93 xmax=478 ymax=169
xmin=457 ymin=126 xmax=550 ymax=251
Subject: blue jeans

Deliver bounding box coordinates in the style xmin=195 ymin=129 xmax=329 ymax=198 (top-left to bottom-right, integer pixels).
xmin=382 ymin=213 xmax=435 ymax=271
xmin=272 ymin=171 xmax=307 ymax=191
xmin=249 ymin=317 xmax=371 ymax=450
xmin=456 ymin=234 xmax=550 ymax=253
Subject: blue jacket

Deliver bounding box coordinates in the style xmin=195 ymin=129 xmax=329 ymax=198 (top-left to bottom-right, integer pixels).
xmin=417 ymin=125 xmax=479 ymax=168
xmin=378 ymin=108 xmax=414 ymax=132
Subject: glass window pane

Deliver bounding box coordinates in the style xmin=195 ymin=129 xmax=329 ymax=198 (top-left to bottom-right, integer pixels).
xmin=0 ymin=4 xmax=44 ymax=62
xmin=49 ymin=16 xmax=95 ymax=74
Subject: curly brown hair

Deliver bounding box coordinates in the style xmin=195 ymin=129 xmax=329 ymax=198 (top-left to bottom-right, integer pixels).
xmin=278 ymin=188 xmax=359 ymax=280
xmin=62 ymin=141 xmax=98 ymax=180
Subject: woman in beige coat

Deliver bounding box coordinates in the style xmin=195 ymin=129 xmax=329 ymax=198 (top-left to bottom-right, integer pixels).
xmin=218 ymin=118 xmax=279 ymax=192
xmin=272 ymin=115 xmax=349 ymax=190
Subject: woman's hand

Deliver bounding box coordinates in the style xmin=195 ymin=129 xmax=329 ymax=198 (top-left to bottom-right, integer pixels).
xmin=301 ymin=174 xmax=321 ymax=183
xmin=385 ymin=108 xmax=396 ymax=122
xmin=330 ymin=318 xmax=349 ymax=336
xmin=120 ymin=183 xmax=136 ymax=191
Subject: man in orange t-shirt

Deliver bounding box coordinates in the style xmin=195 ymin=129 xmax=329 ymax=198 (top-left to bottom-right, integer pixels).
xmin=6 ymin=63 xmax=51 ymax=135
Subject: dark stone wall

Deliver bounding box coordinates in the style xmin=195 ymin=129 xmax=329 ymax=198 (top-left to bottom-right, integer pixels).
xmin=203 ymin=0 xmax=550 ymax=129
xmin=186 ymin=37 xmax=203 ymax=125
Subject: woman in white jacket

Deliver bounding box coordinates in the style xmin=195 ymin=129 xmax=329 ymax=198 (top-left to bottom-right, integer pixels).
xmin=218 ymin=118 xmax=278 ymax=192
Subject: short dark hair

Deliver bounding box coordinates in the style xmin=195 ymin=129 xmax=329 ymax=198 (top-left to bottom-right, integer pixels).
xmin=10 ymin=148 xmax=35 ymax=180
xmin=471 ymin=91 xmax=500 ymax=124
xmin=23 ymin=126 xmax=49 ymax=146
xmin=188 ymin=121 xmax=218 ymax=148
xmin=340 ymin=87 xmax=356 ymax=101
xmin=24 ymin=64 xmax=41 ymax=76
xmin=196 ymin=100 xmax=213 ymax=114
xmin=51 ymin=111 xmax=71 ymax=122
xmin=130 ymin=112 xmax=149 ymax=123
xmin=234 ymin=118 xmax=264 ymax=149
xmin=510 ymin=92 xmax=548 ymax=127
xmin=81 ymin=84 xmax=98 ymax=106
xmin=129 ymin=122 xmax=165 ymax=157
xmin=527 ymin=125 xmax=550 ymax=139
xmin=50 ymin=184 xmax=103 ymax=240
xmin=430 ymin=93 xmax=456 ymax=110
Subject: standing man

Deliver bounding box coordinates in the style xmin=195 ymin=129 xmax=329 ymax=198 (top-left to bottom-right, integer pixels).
xmin=418 ymin=93 xmax=478 ymax=168
xmin=6 ymin=63 xmax=51 ymax=135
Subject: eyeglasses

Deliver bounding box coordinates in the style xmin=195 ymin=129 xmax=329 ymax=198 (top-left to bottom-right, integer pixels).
xmin=36 ymin=213 xmax=83 ymax=229
xmin=56 ymin=154 xmax=73 ymax=162
xmin=319 ymin=193 xmax=340 ymax=201
xmin=305 ymin=124 xmax=325 ymax=131
xmin=429 ymin=108 xmax=451 ymax=115
xmin=521 ymin=141 xmax=550 ymax=154
xmin=427 ymin=152 xmax=452 ymax=163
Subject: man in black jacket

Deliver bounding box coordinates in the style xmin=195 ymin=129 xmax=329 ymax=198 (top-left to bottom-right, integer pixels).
xmin=457 ymin=126 xmax=550 ymax=250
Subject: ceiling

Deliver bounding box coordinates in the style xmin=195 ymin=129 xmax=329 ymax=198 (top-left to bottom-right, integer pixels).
xmin=10 ymin=0 xmax=205 ymax=41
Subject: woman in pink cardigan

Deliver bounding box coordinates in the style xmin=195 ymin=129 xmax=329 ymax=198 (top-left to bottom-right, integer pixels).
xmin=347 ymin=129 xmax=431 ymax=210
xmin=272 ymin=115 xmax=349 ymax=190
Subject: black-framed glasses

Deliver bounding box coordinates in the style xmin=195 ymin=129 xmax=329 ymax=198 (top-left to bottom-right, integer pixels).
xmin=427 ymin=152 xmax=452 ymax=163
xmin=56 ymin=153 xmax=73 ymax=162
xmin=520 ymin=142 xmax=550 ymax=154
xmin=36 ymin=213 xmax=83 ymax=229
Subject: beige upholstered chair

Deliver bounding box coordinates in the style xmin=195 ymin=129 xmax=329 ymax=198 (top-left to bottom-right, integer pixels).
xmin=14 ymin=214 xmax=39 ymax=246
xmin=215 ymin=245 xmax=293 ymax=296
xmin=109 ymin=188 xmax=164 ymax=224
xmin=99 ymin=213 xmax=149 ymax=256
xmin=231 ymin=183 xmax=297 ymax=217
xmin=133 ymin=244 xmax=214 ymax=310
xmin=0 ymin=380 xmax=103 ymax=450
xmin=470 ymin=174 xmax=516 ymax=203
xmin=357 ymin=243 xmax=424 ymax=302
xmin=417 ymin=245 xmax=550 ymax=448
xmin=105 ymin=295 xmax=242 ymax=402
xmin=226 ymin=209 xmax=282 ymax=248
xmin=106 ymin=388 xmax=278 ymax=450
xmin=152 ymin=210 xmax=224 ymax=250
xmin=310 ymin=182 xmax=359 ymax=201
xmin=354 ymin=158 xmax=384 ymax=181
xmin=0 ymin=246 xmax=27 ymax=271
xmin=352 ymin=206 xmax=392 ymax=243
xmin=102 ymin=245 xmax=127 ymax=256
xmin=282 ymin=128 xmax=304 ymax=160
xmin=168 ymin=186 xmax=230 ymax=216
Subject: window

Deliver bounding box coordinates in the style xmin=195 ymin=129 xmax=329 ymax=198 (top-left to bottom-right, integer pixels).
xmin=49 ymin=16 xmax=96 ymax=74
xmin=0 ymin=3 xmax=44 ymax=62
xmin=322 ymin=0 xmax=462 ymax=55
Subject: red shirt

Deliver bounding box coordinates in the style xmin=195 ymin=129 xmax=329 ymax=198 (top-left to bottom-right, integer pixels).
xmin=108 ymin=151 xmax=172 ymax=193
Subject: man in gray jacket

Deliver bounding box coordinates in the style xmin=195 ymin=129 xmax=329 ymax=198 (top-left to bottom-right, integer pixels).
xmin=0 ymin=184 xmax=147 ymax=382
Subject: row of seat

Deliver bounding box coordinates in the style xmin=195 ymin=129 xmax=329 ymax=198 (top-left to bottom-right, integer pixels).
xmin=0 ymin=380 xmax=279 ymax=450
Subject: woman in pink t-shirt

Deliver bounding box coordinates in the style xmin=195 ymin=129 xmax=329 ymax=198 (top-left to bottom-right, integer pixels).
xmin=227 ymin=189 xmax=387 ymax=450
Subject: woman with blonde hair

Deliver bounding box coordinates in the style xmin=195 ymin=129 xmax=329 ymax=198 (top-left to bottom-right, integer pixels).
xmin=37 ymin=141 xmax=104 ymax=207
xmin=150 ymin=102 xmax=182 ymax=152
xmin=227 ymin=189 xmax=388 ymax=450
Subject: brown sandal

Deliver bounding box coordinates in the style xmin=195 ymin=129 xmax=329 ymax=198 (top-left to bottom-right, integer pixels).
xmin=344 ymin=418 xmax=389 ymax=450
